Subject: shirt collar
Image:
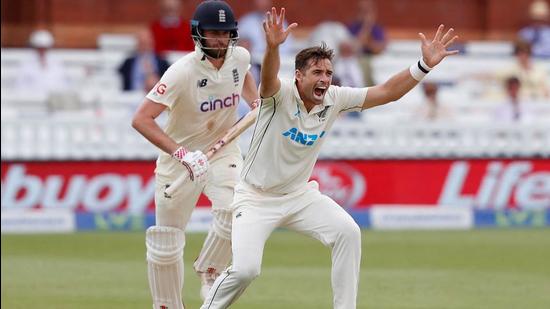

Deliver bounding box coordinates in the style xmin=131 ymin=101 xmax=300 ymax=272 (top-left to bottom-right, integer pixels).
xmin=193 ymin=45 xmax=206 ymax=61
xmin=292 ymin=79 xmax=334 ymax=114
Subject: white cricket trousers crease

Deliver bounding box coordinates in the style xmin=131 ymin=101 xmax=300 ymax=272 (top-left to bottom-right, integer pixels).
xmin=201 ymin=181 xmax=362 ymax=309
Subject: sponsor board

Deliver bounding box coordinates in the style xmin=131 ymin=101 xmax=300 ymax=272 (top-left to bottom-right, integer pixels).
xmin=348 ymin=209 xmax=371 ymax=228
xmin=2 ymin=159 xmax=549 ymax=212
xmin=311 ymin=162 xmax=367 ymax=209
xmin=1 ymin=209 xmax=75 ymax=233
xmin=474 ymin=209 xmax=550 ymax=228
xmin=2 ymin=208 xmax=548 ymax=233
xmin=1 ymin=209 xmax=213 ymax=233
xmin=76 ymin=212 xmax=155 ymax=231
xmin=310 ymin=160 xmax=550 ymax=210
xmin=439 ymin=161 xmax=550 ymax=210
xmin=75 ymin=208 xmax=212 ymax=232
xmin=1 ymin=162 xmax=158 ymax=213
xmin=370 ymin=206 xmax=473 ymax=230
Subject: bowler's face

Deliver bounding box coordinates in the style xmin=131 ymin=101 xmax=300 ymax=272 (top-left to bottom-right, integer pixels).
xmin=296 ymin=58 xmax=333 ymax=107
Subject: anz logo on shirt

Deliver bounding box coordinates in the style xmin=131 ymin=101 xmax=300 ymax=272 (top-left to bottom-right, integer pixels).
xmin=282 ymin=128 xmax=325 ymax=146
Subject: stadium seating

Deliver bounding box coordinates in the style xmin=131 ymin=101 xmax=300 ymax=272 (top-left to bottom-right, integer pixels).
xmin=1 ymin=41 xmax=549 ymax=161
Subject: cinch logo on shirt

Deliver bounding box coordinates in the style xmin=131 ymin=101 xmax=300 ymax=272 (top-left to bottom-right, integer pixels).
xmin=200 ymin=93 xmax=240 ymax=112
xmin=282 ymin=128 xmax=325 ymax=146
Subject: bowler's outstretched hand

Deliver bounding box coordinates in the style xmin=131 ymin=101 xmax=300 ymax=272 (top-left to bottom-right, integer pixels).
xmin=419 ymin=25 xmax=459 ymax=68
xmin=262 ymin=7 xmax=298 ymax=48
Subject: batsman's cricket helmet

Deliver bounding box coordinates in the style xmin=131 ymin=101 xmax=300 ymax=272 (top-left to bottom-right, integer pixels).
xmin=191 ymin=0 xmax=238 ymax=57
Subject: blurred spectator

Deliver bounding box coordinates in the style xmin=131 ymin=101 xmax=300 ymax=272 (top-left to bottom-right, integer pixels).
xmin=335 ymin=39 xmax=366 ymax=120
xmin=118 ymin=29 xmax=170 ymax=92
xmin=518 ymin=0 xmax=550 ymax=58
xmin=334 ymin=39 xmax=365 ymax=88
xmin=150 ymin=0 xmax=194 ymax=54
xmin=239 ymin=0 xmax=295 ymax=82
xmin=309 ymin=21 xmax=352 ymax=57
xmin=497 ymin=40 xmax=549 ymax=100
xmin=347 ymin=0 xmax=388 ymax=86
xmin=493 ymin=77 xmax=533 ymax=123
xmin=16 ymin=29 xmax=71 ymax=98
xmin=412 ymin=82 xmax=454 ymax=122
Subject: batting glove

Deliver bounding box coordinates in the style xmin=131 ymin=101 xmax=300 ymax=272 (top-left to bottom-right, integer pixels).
xmin=172 ymin=146 xmax=209 ymax=183
xmin=250 ymin=98 xmax=261 ymax=109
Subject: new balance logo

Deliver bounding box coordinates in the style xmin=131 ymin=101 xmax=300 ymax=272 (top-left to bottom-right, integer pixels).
xmin=282 ymin=128 xmax=325 ymax=146
xmin=197 ymin=79 xmax=207 ymax=88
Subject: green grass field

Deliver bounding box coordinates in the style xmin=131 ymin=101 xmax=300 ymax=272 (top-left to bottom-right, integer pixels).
xmin=2 ymin=229 xmax=550 ymax=309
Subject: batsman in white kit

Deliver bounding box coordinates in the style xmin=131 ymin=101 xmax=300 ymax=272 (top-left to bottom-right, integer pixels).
xmin=131 ymin=1 xmax=259 ymax=308
xmin=201 ymin=7 xmax=459 ymax=309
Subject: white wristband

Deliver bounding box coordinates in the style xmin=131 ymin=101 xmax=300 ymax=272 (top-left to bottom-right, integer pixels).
xmin=409 ymin=57 xmax=433 ymax=81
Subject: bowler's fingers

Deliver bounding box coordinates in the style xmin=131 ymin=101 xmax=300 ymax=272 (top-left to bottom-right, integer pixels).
xmin=262 ymin=20 xmax=269 ymax=33
xmin=265 ymin=11 xmax=273 ymax=27
xmin=279 ymin=7 xmax=286 ymax=26
xmin=441 ymin=28 xmax=454 ymax=45
xmin=285 ymin=22 xmax=298 ymax=34
xmin=418 ymin=32 xmax=429 ymax=46
xmin=445 ymin=49 xmax=460 ymax=56
xmin=444 ymin=35 xmax=459 ymax=48
xmin=433 ymin=24 xmax=444 ymax=42
xmin=271 ymin=7 xmax=277 ymax=25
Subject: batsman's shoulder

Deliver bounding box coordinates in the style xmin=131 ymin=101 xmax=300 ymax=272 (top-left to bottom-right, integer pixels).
xmin=231 ymin=46 xmax=251 ymax=64
xmin=164 ymin=53 xmax=195 ymax=76
xmin=170 ymin=52 xmax=195 ymax=70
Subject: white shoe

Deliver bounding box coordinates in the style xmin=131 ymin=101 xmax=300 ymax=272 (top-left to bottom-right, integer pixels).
xmin=198 ymin=270 xmax=218 ymax=301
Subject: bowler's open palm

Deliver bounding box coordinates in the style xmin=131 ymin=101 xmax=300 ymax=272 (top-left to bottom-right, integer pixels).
xmin=419 ymin=25 xmax=459 ymax=68
xmin=263 ymin=7 xmax=297 ymax=48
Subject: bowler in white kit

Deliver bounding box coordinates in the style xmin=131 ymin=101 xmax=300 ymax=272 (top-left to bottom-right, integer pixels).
xmin=200 ymin=7 xmax=459 ymax=309
xmin=131 ymin=1 xmax=259 ymax=308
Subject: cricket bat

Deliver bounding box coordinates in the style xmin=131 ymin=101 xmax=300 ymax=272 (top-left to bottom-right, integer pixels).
xmin=164 ymin=107 xmax=259 ymax=198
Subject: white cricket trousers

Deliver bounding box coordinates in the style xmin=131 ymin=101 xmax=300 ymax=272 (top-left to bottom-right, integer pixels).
xmin=201 ymin=181 xmax=362 ymax=309
xmin=154 ymin=150 xmax=242 ymax=229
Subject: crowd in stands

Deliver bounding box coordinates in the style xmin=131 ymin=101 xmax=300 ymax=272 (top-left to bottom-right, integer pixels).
xmin=150 ymin=0 xmax=195 ymax=54
xmin=118 ymin=29 xmax=170 ymax=92
xmin=238 ymin=0 xmax=295 ymax=84
xmin=2 ymin=0 xmax=549 ymax=124
xmin=519 ymin=0 xmax=550 ymax=58
xmin=497 ymin=40 xmax=549 ymax=100
xmin=494 ymin=76 xmax=534 ymax=123
xmin=14 ymin=29 xmax=70 ymax=98
xmin=347 ymin=0 xmax=387 ymax=86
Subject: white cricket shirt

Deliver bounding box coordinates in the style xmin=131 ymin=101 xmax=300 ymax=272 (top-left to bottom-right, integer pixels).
xmin=146 ymin=46 xmax=251 ymax=178
xmin=242 ymin=78 xmax=368 ymax=194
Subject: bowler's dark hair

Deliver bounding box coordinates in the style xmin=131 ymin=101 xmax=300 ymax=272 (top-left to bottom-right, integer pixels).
xmin=295 ymin=42 xmax=334 ymax=72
